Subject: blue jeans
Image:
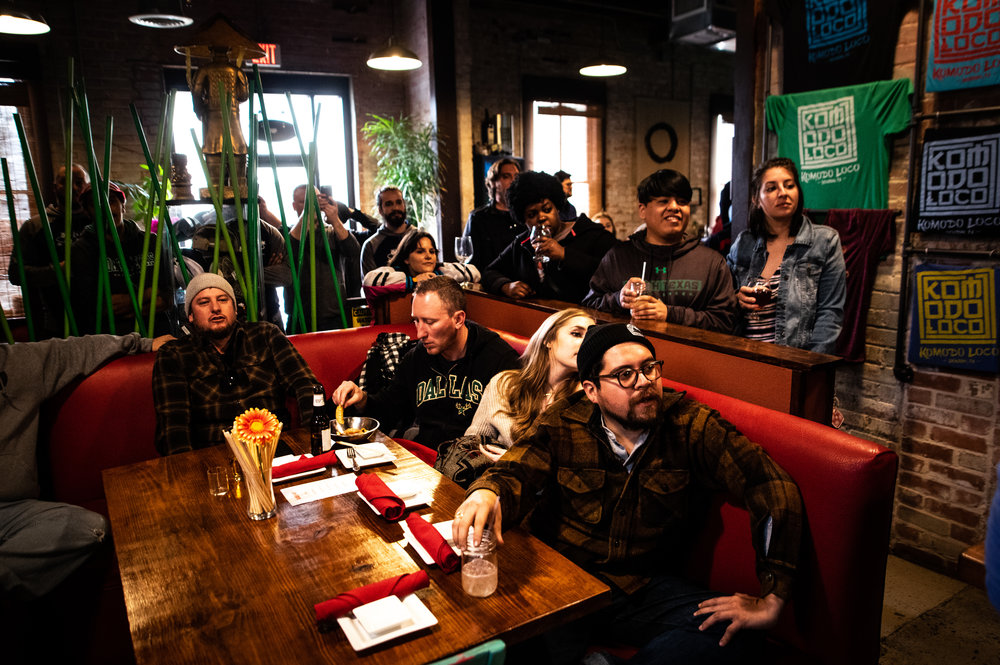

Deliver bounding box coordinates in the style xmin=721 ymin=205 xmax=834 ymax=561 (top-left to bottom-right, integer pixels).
xmin=518 ymin=574 xmax=763 ymax=665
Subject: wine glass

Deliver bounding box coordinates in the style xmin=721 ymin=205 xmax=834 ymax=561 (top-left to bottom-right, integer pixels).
xmin=454 ymin=237 xmax=474 ymax=264
xmin=745 ymin=276 xmax=772 ymax=321
xmin=529 ymin=224 xmax=552 ymax=263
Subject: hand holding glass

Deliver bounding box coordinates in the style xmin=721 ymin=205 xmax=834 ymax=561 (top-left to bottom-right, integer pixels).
xmin=529 ymin=225 xmax=552 ymax=263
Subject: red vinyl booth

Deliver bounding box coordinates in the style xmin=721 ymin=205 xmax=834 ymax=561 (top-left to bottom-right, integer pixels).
xmin=34 ymin=325 xmax=895 ymax=665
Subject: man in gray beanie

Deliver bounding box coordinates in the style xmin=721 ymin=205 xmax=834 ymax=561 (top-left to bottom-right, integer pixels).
xmin=153 ymin=272 xmax=319 ymax=455
xmin=453 ymin=322 xmax=803 ymax=665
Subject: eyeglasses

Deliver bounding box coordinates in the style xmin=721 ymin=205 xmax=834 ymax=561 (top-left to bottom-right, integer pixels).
xmin=595 ymin=360 xmax=664 ymax=389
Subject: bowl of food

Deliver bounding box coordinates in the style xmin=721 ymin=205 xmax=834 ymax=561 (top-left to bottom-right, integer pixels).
xmin=330 ymin=416 xmax=380 ymax=444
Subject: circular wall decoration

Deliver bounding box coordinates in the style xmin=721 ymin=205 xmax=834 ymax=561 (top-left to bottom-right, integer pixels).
xmin=644 ymin=122 xmax=678 ymax=163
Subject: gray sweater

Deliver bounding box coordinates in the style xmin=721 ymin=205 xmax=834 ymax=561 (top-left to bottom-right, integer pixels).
xmin=0 ymin=333 xmax=152 ymax=501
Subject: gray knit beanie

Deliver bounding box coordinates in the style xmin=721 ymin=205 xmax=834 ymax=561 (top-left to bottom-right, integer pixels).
xmin=184 ymin=273 xmax=236 ymax=316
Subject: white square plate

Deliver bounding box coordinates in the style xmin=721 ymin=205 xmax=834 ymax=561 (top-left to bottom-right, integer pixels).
xmin=399 ymin=517 xmax=460 ymax=566
xmin=337 ymin=593 xmax=437 ymax=651
xmin=357 ymin=480 xmax=432 ymax=514
xmin=335 ymin=443 xmax=395 ymax=468
xmin=271 ymin=454 xmax=327 ymax=484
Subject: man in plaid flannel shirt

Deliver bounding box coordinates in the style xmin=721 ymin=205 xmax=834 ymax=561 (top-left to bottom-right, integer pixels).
xmin=454 ymin=323 xmax=803 ymax=664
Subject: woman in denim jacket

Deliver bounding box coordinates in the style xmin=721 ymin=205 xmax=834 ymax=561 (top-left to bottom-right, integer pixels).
xmin=727 ymin=157 xmax=846 ymax=354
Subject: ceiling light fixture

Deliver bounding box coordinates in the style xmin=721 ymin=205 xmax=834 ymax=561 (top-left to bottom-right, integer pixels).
xmin=0 ymin=5 xmax=50 ymax=35
xmin=367 ymin=38 xmax=422 ymax=71
xmin=128 ymin=1 xmax=193 ymax=29
xmin=579 ymin=61 xmax=627 ymax=77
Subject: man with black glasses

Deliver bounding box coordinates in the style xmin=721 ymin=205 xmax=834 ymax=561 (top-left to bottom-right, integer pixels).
xmin=453 ymin=323 xmax=803 ymax=665
xmin=152 ymin=273 xmax=319 ymax=456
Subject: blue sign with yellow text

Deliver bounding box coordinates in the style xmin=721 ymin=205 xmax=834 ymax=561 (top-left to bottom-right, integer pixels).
xmin=909 ymin=264 xmax=999 ymax=372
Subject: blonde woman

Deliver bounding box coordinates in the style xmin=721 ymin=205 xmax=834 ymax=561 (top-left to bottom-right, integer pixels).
xmin=465 ymin=308 xmax=595 ymax=461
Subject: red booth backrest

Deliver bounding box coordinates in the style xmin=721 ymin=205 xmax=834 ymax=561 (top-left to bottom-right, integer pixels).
xmin=664 ymin=378 xmax=898 ymax=665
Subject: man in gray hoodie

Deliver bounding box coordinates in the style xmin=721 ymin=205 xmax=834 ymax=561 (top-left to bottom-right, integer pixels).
xmin=583 ymin=170 xmax=737 ymax=333
xmin=0 ymin=332 xmax=167 ymax=600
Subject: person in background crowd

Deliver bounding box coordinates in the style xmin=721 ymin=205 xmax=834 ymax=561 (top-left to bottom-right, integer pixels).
xmin=360 ymin=186 xmax=417 ymax=276
xmin=593 ymin=211 xmax=616 ymax=236
xmin=363 ymin=230 xmax=479 ymax=292
xmin=987 ymin=462 xmax=1000 ymax=612
xmin=333 ymin=276 xmax=519 ymax=450
xmin=706 ymin=181 xmax=732 ymax=255
xmin=554 ymin=170 xmax=579 ymax=221
xmin=463 ymin=158 xmax=522 ymax=273
xmin=454 ymin=323 xmax=802 ymax=665
xmin=72 ymin=183 xmax=173 ymax=336
xmin=482 ymin=171 xmax=615 ymax=305
xmin=153 ymin=273 xmax=319 ymax=456
xmin=727 ymin=157 xmax=846 ymax=354
xmin=8 ymin=164 xmax=91 ymax=338
xmin=286 ymin=187 xmax=361 ymax=329
xmin=584 ymin=169 xmax=737 ymax=333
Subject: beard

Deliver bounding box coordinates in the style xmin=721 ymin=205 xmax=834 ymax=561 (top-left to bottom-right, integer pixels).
xmin=192 ymin=317 xmax=236 ymax=341
xmin=385 ymin=210 xmax=406 ymax=228
xmin=605 ymin=386 xmax=663 ymax=430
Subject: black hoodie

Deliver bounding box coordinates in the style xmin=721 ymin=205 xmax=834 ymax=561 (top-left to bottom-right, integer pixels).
xmin=362 ymin=321 xmax=519 ymax=449
xmin=583 ymin=230 xmax=737 ymax=333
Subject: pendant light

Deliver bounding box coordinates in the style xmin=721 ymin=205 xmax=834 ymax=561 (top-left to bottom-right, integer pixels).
xmin=0 ymin=5 xmax=50 ymax=35
xmin=367 ymin=37 xmax=422 ymax=71
xmin=366 ymin=2 xmax=421 ymax=72
xmin=580 ymin=20 xmax=626 ymax=78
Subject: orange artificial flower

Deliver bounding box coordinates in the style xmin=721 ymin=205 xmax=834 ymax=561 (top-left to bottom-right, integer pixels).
xmin=233 ymin=408 xmax=281 ymax=443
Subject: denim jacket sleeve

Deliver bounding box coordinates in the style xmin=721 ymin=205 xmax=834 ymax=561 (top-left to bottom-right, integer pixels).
xmin=804 ymin=226 xmax=846 ymax=354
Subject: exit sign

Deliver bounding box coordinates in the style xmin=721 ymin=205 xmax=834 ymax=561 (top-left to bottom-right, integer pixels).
xmin=252 ymin=43 xmax=280 ymax=68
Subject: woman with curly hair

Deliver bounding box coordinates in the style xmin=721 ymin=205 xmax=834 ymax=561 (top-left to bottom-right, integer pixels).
xmin=482 ymin=171 xmax=615 ymax=305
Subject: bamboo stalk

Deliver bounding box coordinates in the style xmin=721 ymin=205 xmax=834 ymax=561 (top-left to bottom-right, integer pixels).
xmin=13 ymin=112 xmax=78 ymax=336
xmin=217 ymin=83 xmax=256 ymax=321
xmin=147 ymin=100 xmax=176 ymax=337
xmin=128 ymin=102 xmax=190 ymax=285
xmin=74 ymin=83 xmax=146 ymax=336
xmin=62 ymin=59 xmax=75 ymax=337
xmin=2 ymin=158 xmax=34 ymax=340
xmin=252 ymin=67 xmax=305 ymax=332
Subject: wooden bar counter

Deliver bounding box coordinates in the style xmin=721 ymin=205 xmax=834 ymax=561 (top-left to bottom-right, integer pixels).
xmin=374 ymin=288 xmax=840 ymax=424
xmin=103 ymin=430 xmax=609 ymax=664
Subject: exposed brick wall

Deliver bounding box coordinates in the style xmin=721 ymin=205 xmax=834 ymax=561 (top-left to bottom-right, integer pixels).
xmin=17 ymin=0 xmax=405 ymax=214
xmin=831 ymin=8 xmax=1000 ymax=574
xmin=465 ymin=1 xmax=734 ymax=238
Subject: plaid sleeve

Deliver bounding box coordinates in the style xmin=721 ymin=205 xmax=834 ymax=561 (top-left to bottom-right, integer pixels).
xmin=683 ymin=402 xmax=803 ymax=599
xmin=152 ymin=343 xmax=194 ymax=456
xmin=266 ymin=325 xmax=320 ymax=428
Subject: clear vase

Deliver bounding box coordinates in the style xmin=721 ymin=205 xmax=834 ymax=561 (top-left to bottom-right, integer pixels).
xmin=244 ymin=460 xmax=277 ymax=521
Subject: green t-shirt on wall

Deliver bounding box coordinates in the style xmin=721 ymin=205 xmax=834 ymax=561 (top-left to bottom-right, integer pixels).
xmin=765 ymin=79 xmax=912 ymax=209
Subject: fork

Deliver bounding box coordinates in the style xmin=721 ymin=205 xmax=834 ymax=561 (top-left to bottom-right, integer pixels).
xmin=346 ymin=446 xmax=361 ymax=473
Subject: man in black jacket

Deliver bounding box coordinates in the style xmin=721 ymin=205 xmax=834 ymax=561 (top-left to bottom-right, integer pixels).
xmin=332 ymin=276 xmax=519 ymax=450
xmin=482 ymin=171 xmax=616 ymax=305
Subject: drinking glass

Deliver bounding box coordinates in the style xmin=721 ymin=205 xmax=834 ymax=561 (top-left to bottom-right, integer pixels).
xmin=529 ymin=224 xmax=552 ymax=263
xmin=745 ymin=276 xmax=772 ymax=321
xmin=454 ymin=237 xmax=474 ymax=264
xmin=207 ymin=466 xmax=229 ymax=497
xmin=462 ymin=526 xmax=498 ymax=597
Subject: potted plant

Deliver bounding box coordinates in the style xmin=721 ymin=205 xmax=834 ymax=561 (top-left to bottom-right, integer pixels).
xmin=361 ymin=114 xmax=444 ymax=229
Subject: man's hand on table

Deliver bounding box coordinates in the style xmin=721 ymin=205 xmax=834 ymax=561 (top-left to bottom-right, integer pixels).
xmin=693 ymin=592 xmax=784 ymax=646
xmin=453 ymin=488 xmax=503 ymax=549
xmin=332 ymin=380 xmax=367 ymax=410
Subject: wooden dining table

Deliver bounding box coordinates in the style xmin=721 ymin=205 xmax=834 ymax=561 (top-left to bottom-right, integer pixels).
xmin=103 ymin=430 xmax=611 ymax=664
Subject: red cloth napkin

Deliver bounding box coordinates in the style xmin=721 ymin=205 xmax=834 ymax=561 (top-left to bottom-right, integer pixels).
xmin=314 ymin=570 xmax=430 ymax=631
xmin=272 ymin=450 xmax=338 ymax=479
xmin=404 ymin=514 xmax=459 ymax=573
xmin=355 ymin=473 xmax=406 ymax=521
